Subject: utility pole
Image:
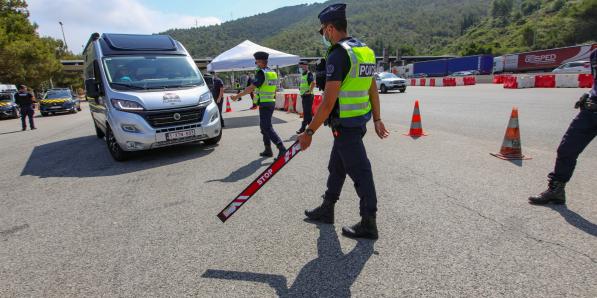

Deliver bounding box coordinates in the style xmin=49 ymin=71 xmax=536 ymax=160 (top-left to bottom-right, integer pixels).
xmin=58 ymin=21 xmax=68 ymax=50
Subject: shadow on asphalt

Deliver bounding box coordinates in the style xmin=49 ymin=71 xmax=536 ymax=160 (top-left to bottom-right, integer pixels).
xmin=222 ymin=115 xmax=286 ymax=129
xmin=206 ymin=157 xmax=272 ymax=183
xmin=202 ymin=222 xmax=375 ymax=297
xmin=545 ymin=204 xmax=597 ymax=237
xmin=0 ymin=130 xmax=23 ymax=136
xmin=20 ymin=135 xmax=215 ymax=178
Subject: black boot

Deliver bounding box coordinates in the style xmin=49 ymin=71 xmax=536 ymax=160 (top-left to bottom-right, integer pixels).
xmin=275 ymin=143 xmax=287 ymax=159
xmin=342 ymin=216 xmax=378 ymax=239
xmin=529 ymin=180 xmax=566 ymax=205
xmin=305 ymin=197 xmax=335 ymax=224
xmin=259 ymin=146 xmax=273 ymax=157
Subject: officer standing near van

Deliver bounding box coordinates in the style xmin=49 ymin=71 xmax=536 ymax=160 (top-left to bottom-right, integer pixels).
xmin=232 ymin=52 xmax=287 ymax=158
xmin=296 ymin=61 xmax=315 ymax=134
xmin=14 ymin=85 xmax=36 ymax=131
xmin=208 ymin=72 xmax=225 ymax=128
xmin=529 ymin=49 xmax=597 ymax=205
xmin=298 ymin=3 xmax=390 ymax=239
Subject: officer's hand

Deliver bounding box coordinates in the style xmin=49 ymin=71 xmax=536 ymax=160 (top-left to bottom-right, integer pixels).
xmin=374 ymin=120 xmax=390 ymax=139
xmin=298 ymin=133 xmax=312 ymax=151
xmin=231 ymin=95 xmax=238 ymax=101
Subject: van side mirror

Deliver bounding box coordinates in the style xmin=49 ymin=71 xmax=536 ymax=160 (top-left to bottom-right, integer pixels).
xmin=85 ymin=78 xmax=100 ymax=99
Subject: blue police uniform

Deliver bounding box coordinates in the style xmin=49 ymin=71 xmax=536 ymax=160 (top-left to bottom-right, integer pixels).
xmin=549 ymin=49 xmax=597 ymax=183
xmin=323 ymin=37 xmax=377 ymax=217
xmin=252 ymin=51 xmax=285 ymax=157
xmin=530 ymin=49 xmax=597 ymax=204
xmin=14 ymin=91 xmax=36 ymax=130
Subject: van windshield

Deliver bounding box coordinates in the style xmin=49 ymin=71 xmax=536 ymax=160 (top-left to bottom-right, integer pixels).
xmin=45 ymin=90 xmax=72 ymax=99
xmin=103 ymin=56 xmax=204 ymax=90
xmin=380 ymin=73 xmax=398 ymax=79
xmin=0 ymin=93 xmax=12 ymax=101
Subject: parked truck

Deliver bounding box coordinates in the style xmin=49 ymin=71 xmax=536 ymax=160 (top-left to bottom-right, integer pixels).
xmin=493 ymin=43 xmax=597 ymax=73
xmin=405 ymin=55 xmax=493 ymax=78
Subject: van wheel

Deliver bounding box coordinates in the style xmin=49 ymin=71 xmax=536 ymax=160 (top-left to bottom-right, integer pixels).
xmin=380 ymin=85 xmax=388 ymax=94
xmin=94 ymin=121 xmax=105 ymax=139
xmin=106 ymin=126 xmax=130 ymax=161
xmin=204 ymin=130 xmax=222 ymax=146
xmin=400 ymin=88 xmax=406 ymax=93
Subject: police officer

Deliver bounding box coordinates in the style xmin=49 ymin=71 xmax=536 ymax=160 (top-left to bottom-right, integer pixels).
xmin=14 ymin=85 xmax=36 ymax=131
xmin=529 ymin=49 xmax=597 ymax=205
xmin=298 ymin=3 xmax=390 ymax=239
xmin=296 ymin=61 xmax=316 ymax=134
xmin=232 ymin=51 xmax=287 ymax=158
xmin=208 ymin=72 xmax=225 ymax=128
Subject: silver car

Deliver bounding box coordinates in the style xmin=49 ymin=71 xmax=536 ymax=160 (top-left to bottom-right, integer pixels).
xmin=84 ymin=33 xmax=221 ymax=161
xmin=375 ymin=72 xmax=407 ymax=93
xmin=552 ymin=61 xmax=591 ymax=74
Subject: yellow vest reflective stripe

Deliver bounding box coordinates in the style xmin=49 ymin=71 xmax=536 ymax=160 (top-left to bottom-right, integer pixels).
xmin=300 ymin=72 xmax=310 ymax=95
xmin=328 ymin=41 xmax=375 ymax=119
xmin=255 ymin=68 xmax=278 ymax=103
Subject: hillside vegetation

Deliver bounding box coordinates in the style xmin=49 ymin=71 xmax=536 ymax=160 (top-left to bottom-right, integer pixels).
xmin=165 ymin=0 xmax=596 ymax=58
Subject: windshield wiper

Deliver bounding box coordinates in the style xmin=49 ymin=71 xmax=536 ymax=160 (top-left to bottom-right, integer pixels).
xmin=110 ymin=82 xmax=148 ymax=90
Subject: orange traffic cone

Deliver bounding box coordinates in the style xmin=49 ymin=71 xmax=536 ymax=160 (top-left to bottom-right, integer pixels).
xmin=490 ymin=107 xmax=531 ymax=160
xmin=288 ymin=94 xmax=297 ymax=113
xmin=225 ymin=97 xmax=232 ymax=113
xmin=404 ymin=100 xmax=427 ymax=137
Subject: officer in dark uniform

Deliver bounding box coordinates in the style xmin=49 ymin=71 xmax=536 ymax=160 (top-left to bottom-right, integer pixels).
xmin=14 ymin=85 xmax=36 ymax=131
xmin=529 ymin=49 xmax=597 ymax=204
xmin=298 ymin=3 xmax=390 ymax=239
xmin=296 ymin=61 xmax=315 ymax=134
xmin=232 ymin=51 xmax=287 ymax=158
xmin=208 ymin=72 xmax=225 ymax=128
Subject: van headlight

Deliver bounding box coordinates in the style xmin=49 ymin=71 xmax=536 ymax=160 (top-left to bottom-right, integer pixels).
xmin=111 ymin=99 xmax=144 ymax=111
xmin=199 ymin=92 xmax=213 ymax=106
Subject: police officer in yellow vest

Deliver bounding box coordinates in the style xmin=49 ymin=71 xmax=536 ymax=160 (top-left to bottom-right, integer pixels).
xmin=297 ymin=61 xmax=315 ymax=134
xmin=232 ymin=51 xmax=287 ymax=158
xmin=299 ymin=3 xmax=390 ymax=239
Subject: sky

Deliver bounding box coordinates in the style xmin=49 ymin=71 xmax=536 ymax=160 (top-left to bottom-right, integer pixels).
xmin=28 ymin=0 xmax=321 ymax=54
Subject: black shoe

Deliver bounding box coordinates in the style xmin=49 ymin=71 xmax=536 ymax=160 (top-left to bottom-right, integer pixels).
xmin=275 ymin=143 xmax=287 ymax=159
xmin=529 ymin=180 xmax=566 ymax=205
xmin=259 ymin=147 xmax=273 ymax=157
xmin=342 ymin=216 xmax=379 ymax=239
xmin=305 ymin=197 xmax=335 ymax=224
xmin=31 ymin=127 xmax=36 ymax=130
xmin=22 ymin=128 xmax=26 ymax=131
xmin=296 ymin=128 xmax=305 ymax=134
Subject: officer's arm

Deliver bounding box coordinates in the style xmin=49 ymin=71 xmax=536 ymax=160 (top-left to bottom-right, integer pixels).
xmin=369 ymin=80 xmax=381 ymax=120
xmin=236 ymin=85 xmax=256 ymax=98
xmin=307 ymin=81 xmax=340 ymax=132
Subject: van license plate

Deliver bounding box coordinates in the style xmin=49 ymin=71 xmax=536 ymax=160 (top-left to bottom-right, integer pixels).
xmin=166 ymin=129 xmax=195 ymax=140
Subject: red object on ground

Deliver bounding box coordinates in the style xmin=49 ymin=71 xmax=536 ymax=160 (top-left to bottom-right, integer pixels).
xmin=443 ymin=77 xmax=456 ymax=87
xmin=503 ymin=76 xmax=518 ymax=89
xmin=225 ymin=97 xmax=232 ymax=113
xmin=419 ymin=78 xmax=426 ymax=86
xmin=578 ymin=74 xmax=594 ymax=88
xmin=411 ymin=79 xmax=417 ymax=86
xmin=404 ymin=100 xmax=427 ymax=137
xmin=283 ymin=94 xmax=290 ymax=111
xmin=429 ymin=79 xmax=436 ymax=87
xmin=312 ymin=95 xmax=322 ymax=115
xmin=217 ymin=142 xmax=302 ymax=222
xmin=290 ymin=94 xmax=298 ymax=113
xmin=490 ymin=107 xmax=532 ymax=160
xmin=463 ymin=76 xmax=476 ymax=85
xmin=534 ymin=75 xmax=556 ymax=88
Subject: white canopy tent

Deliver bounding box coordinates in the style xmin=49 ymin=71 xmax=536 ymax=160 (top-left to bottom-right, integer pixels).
xmin=207 ymin=40 xmax=300 ymax=72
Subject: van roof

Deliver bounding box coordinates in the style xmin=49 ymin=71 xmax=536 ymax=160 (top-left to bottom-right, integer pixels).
xmin=97 ymin=33 xmax=187 ymax=56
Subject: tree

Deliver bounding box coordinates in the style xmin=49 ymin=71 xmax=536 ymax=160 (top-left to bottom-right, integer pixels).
xmin=0 ymin=0 xmax=64 ymax=90
xmin=521 ymin=25 xmax=535 ymax=47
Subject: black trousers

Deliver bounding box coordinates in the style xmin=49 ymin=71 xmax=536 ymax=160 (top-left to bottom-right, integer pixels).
xmin=300 ymin=94 xmax=314 ymax=130
xmin=549 ymin=109 xmax=597 ymax=183
xmin=20 ymin=105 xmax=35 ymax=129
xmin=216 ymin=99 xmax=224 ymax=126
xmin=259 ymin=105 xmax=282 ymax=147
xmin=324 ymin=126 xmax=378 ymax=217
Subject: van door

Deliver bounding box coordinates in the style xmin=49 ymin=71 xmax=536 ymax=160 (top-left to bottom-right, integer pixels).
xmin=88 ymin=60 xmax=107 ymax=131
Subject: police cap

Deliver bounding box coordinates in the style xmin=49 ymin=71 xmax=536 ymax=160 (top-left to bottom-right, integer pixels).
xmin=253 ymin=51 xmax=269 ymax=60
xmin=318 ymin=3 xmax=347 ymax=24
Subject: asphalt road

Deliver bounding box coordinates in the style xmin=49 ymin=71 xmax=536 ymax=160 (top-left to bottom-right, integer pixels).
xmin=1 ymin=85 xmax=595 ymax=297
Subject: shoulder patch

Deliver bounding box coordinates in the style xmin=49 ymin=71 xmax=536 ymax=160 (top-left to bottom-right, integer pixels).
xmin=327 ymin=64 xmax=335 ymax=74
